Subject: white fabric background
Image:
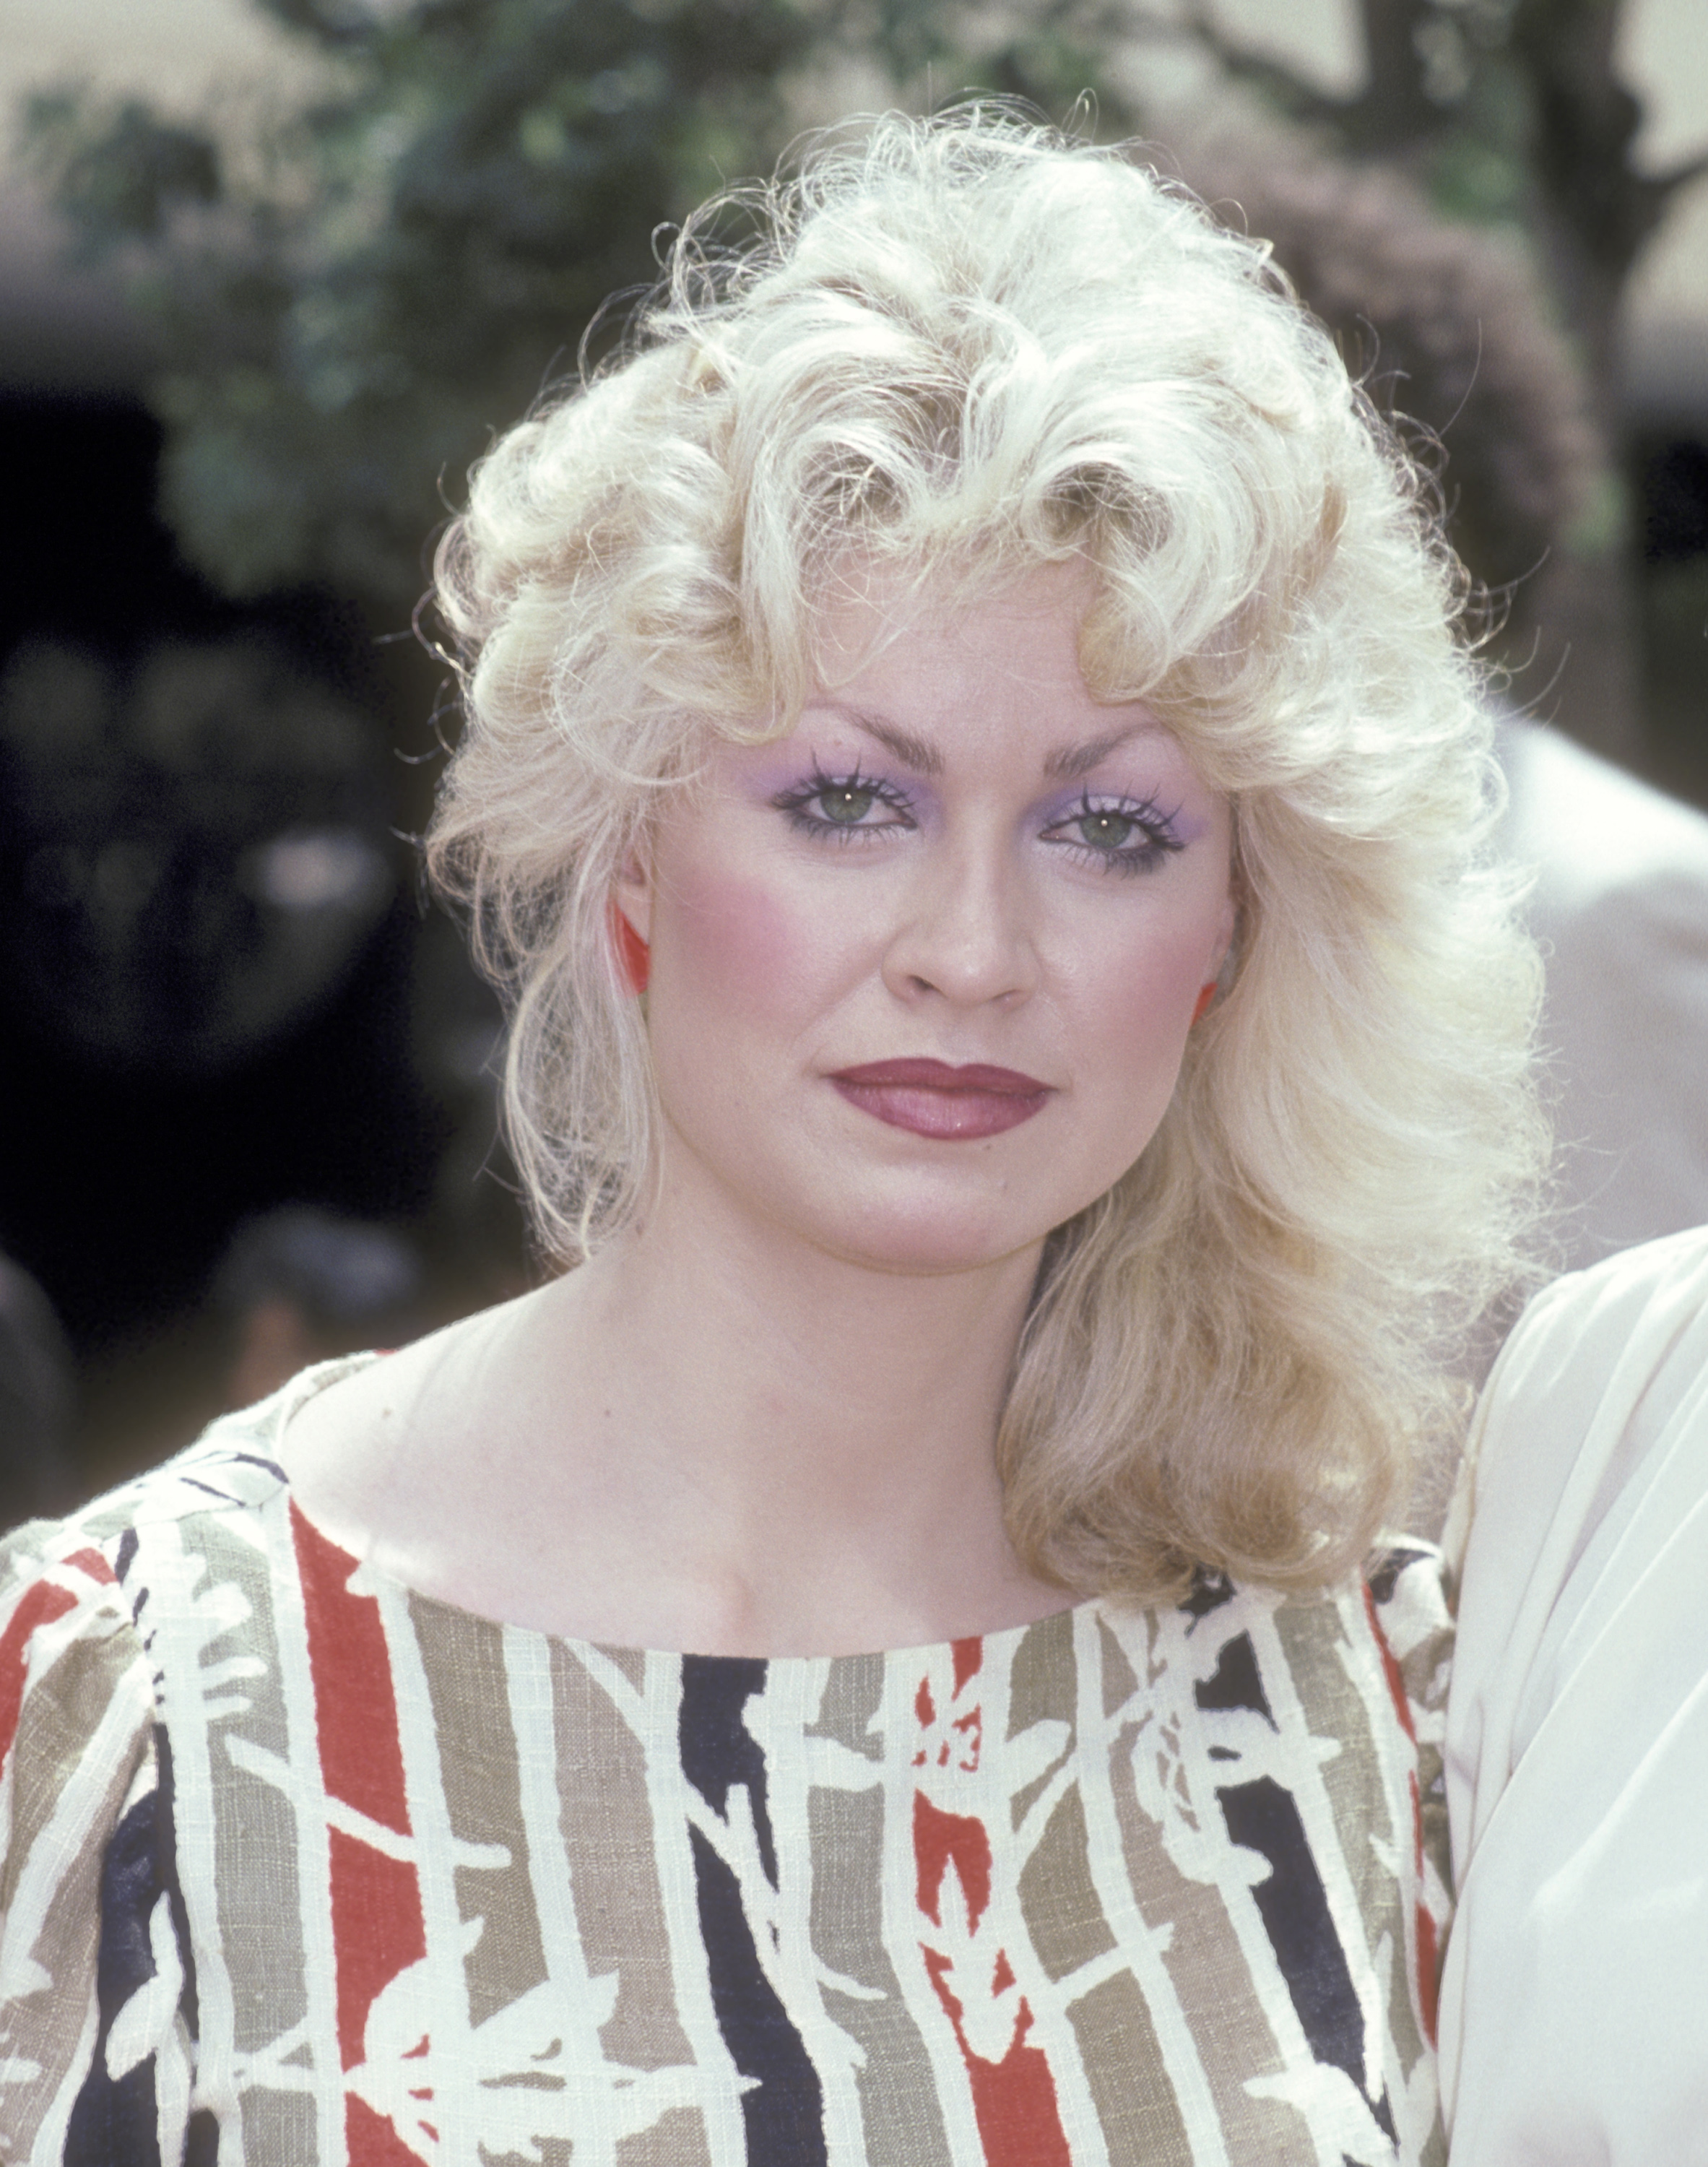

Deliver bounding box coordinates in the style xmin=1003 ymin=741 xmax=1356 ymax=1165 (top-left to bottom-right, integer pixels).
xmin=1501 ymin=722 xmax=1708 ymax=1268
xmin=1440 ymin=1224 xmax=1708 ymax=2162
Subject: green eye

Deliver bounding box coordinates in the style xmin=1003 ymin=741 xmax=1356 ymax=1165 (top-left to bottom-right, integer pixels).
xmin=1076 ymin=810 xmax=1135 ymax=851
xmin=820 ymin=786 xmax=876 ymax=825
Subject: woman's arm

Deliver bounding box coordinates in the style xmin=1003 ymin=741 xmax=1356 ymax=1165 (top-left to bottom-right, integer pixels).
xmin=1439 ymin=1225 xmax=1708 ymax=2162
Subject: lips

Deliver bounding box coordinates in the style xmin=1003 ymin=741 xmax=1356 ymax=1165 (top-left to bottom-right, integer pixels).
xmin=828 ymin=1057 xmax=1054 ymax=1141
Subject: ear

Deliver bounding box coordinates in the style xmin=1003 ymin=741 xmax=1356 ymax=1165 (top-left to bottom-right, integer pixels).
xmin=611 ymin=846 xmax=654 ymax=947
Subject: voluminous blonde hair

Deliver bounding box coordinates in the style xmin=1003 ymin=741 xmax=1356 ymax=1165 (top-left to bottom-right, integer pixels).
xmin=429 ymin=108 xmax=1546 ymax=1601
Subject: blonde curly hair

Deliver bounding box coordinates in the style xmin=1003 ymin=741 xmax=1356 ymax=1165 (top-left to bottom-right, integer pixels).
xmin=428 ymin=108 xmax=1546 ymax=1601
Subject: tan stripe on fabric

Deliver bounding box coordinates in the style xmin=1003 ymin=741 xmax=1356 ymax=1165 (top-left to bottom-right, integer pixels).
xmin=807 ymin=1781 xmax=955 ymax=2167
xmin=1417 ymin=1731 xmax=1451 ymax=1888
xmin=1273 ymin=1595 xmax=1425 ymax=2080
xmin=547 ymin=1641 xmax=697 ymax=2072
xmin=1017 ymin=1785 xmax=1117 ymax=1982
xmin=1107 ymin=1716 xmax=1311 ymax=2164
xmin=498 ymin=2137 xmax=571 ymax=2167
xmin=237 ymin=2081 xmax=318 ymax=2163
xmin=2 ymin=1619 xmax=145 ymax=1914
xmin=602 ymin=1643 xmax=646 ymax=1690
xmin=412 ymin=1596 xmax=550 ymax=2028
xmin=1273 ymin=1600 xmax=1395 ymax=1903
xmin=0 ymin=1680 xmax=151 ymax=2155
xmin=1098 ymin=1614 xmax=1140 ymax=1719
xmin=1067 ymin=1967 xmax=1195 ymax=2167
xmin=615 ymin=2103 xmax=713 ymax=2166
xmin=804 ymin=1650 xmax=884 ymax=1760
xmin=199 ymin=1519 xmax=311 ymax=2054
xmin=1006 ymin=1609 xmax=1076 ymax=1829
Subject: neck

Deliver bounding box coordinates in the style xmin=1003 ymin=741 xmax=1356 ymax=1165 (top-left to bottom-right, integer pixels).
xmin=586 ymin=1201 xmax=1039 ymax=1490
xmin=514 ymin=1159 xmax=1058 ymax=1651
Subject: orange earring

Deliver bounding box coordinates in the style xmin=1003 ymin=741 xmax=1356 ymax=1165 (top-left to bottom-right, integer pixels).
xmin=610 ymin=902 xmax=650 ymax=995
xmin=1192 ymin=981 xmax=1218 ymax=1024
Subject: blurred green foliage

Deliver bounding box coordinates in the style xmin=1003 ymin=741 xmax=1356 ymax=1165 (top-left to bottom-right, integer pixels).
xmin=25 ymin=0 xmax=1126 ymax=612
xmin=23 ymin=0 xmax=1702 ymax=618
xmin=1183 ymin=0 xmax=1704 ymax=338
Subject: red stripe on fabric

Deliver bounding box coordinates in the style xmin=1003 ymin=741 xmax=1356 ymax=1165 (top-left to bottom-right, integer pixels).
xmin=344 ymin=2090 xmax=430 ymax=2166
xmin=1362 ymin=1584 xmax=1416 ymax=1742
xmin=0 ymin=1582 xmax=79 ymax=1773
xmin=951 ymin=1635 xmax=983 ymax=1695
xmin=1416 ymin=1898 xmax=1440 ymax=2047
xmin=291 ymin=1500 xmax=412 ymax=1834
xmin=914 ymin=1792 xmax=992 ymax=1931
xmin=922 ymin=1950 xmax=1072 ymax=2167
xmin=1408 ymin=1767 xmax=1440 ymax=2044
xmin=329 ymin=1825 xmax=427 ymax=2071
xmin=63 ymin=1547 xmax=116 ymax=1585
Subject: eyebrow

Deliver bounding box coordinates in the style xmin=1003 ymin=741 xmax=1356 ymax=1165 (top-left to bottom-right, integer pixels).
xmin=820 ymin=704 xmax=1150 ymax=782
xmin=841 ymin=708 xmax=944 ymax=777
xmin=1041 ymin=726 xmax=1149 ymax=780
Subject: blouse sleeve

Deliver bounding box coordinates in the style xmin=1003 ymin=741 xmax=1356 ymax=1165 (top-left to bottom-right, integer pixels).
xmin=1436 ymin=1225 xmax=1708 ymax=2164
xmin=0 ymin=1520 xmax=179 ymax=2163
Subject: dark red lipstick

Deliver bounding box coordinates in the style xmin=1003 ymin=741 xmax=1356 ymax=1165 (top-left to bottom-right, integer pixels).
xmin=829 ymin=1058 xmax=1053 ymax=1140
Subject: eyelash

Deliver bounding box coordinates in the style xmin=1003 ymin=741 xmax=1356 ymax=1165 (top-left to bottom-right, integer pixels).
xmin=1042 ymin=791 xmax=1187 ymax=876
xmin=770 ymin=769 xmax=1187 ymax=875
xmin=771 ymin=766 xmax=916 ymax=844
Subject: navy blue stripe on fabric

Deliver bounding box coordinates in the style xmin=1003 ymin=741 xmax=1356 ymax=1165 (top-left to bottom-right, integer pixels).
xmin=65 ymin=1788 xmax=162 ymax=2166
xmin=65 ymin=1727 xmax=209 ymax=2167
xmin=680 ymin=1654 xmax=779 ymax=1885
xmin=689 ymin=1825 xmax=828 ymax=2165
xmin=680 ymin=1656 xmax=826 ymax=2165
xmin=1217 ymin=1774 xmax=1397 ymax=2143
xmin=1194 ymin=1630 xmax=1277 ymax=1728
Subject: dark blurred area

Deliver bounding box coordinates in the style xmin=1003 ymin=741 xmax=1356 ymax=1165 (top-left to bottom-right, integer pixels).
xmin=210 ymin=1205 xmax=428 ymax=1406
xmin=1 ymin=0 xmax=1704 ymax=1518
xmin=0 ymin=393 xmax=525 ymax=1495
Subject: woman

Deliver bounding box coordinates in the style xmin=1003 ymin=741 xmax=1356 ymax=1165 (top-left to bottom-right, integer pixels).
xmin=0 ymin=112 xmax=1565 ymax=2164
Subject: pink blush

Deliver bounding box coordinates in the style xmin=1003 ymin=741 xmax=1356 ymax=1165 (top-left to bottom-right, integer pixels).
xmin=662 ymin=865 xmax=816 ymax=999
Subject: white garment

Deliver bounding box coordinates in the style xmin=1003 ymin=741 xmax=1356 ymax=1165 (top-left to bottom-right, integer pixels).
xmin=1501 ymin=722 xmax=1708 ymax=1266
xmin=1439 ymin=1224 xmax=1708 ymax=2162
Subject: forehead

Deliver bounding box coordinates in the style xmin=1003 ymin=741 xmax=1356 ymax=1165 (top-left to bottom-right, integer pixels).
xmin=797 ymin=560 xmax=1189 ymax=779
xmin=812 ymin=559 xmax=1096 ymax=691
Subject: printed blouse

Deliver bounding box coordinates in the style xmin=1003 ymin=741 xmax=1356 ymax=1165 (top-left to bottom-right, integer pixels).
xmin=0 ymin=1364 xmax=1452 ymax=2166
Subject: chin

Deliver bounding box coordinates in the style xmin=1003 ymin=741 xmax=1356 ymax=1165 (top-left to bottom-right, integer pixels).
xmin=816 ymin=1186 xmax=1061 ymax=1279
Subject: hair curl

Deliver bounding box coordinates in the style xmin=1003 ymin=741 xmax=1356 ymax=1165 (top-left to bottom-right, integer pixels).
xmin=428 ymin=108 xmax=1546 ymax=1602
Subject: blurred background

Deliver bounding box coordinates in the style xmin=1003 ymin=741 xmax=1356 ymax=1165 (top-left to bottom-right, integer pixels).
xmin=0 ymin=0 xmax=1704 ymax=1514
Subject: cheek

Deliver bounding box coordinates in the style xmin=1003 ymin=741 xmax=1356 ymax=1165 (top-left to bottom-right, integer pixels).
xmin=1072 ymin=912 xmax=1220 ymax=1039
xmin=654 ymin=856 xmax=867 ymax=1037
xmin=1055 ymin=891 xmax=1229 ymax=1139
xmin=667 ymin=866 xmax=795 ymax=992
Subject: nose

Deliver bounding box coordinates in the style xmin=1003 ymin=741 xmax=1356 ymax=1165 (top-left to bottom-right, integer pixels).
xmin=880 ymin=833 xmax=1039 ymax=1008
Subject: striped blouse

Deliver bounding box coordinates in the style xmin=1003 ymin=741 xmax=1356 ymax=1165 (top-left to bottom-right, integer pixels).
xmin=0 ymin=1362 xmax=1452 ymax=2165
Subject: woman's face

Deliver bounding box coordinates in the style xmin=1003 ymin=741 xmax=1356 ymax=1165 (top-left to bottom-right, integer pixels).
xmin=616 ymin=563 xmax=1236 ymax=1276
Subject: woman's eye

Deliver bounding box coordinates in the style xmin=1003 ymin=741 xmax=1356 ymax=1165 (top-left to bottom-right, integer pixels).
xmin=771 ymin=771 xmax=913 ymax=842
xmin=1044 ymin=795 xmax=1184 ymax=873
xmin=818 ymin=785 xmax=877 ymax=826
xmin=1072 ymin=810 xmax=1137 ymax=852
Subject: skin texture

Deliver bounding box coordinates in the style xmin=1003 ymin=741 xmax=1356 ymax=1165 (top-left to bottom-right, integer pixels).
xmin=616 ymin=568 xmax=1234 ymax=1279
xmin=280 ymin=565 xmax=1236 ymax=1656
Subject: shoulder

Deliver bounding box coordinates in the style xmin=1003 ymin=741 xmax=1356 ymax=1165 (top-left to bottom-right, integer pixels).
xmin=7 ymin=1354 xmax=364 ymax=1569
xmin=276 ymin=1298 xmax=521 ymax=1518
xmin=1175 ymin=1549 xmax=1453 ymax=1762
xmin=0 ymin=1358 xmax=373 ymax=1778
